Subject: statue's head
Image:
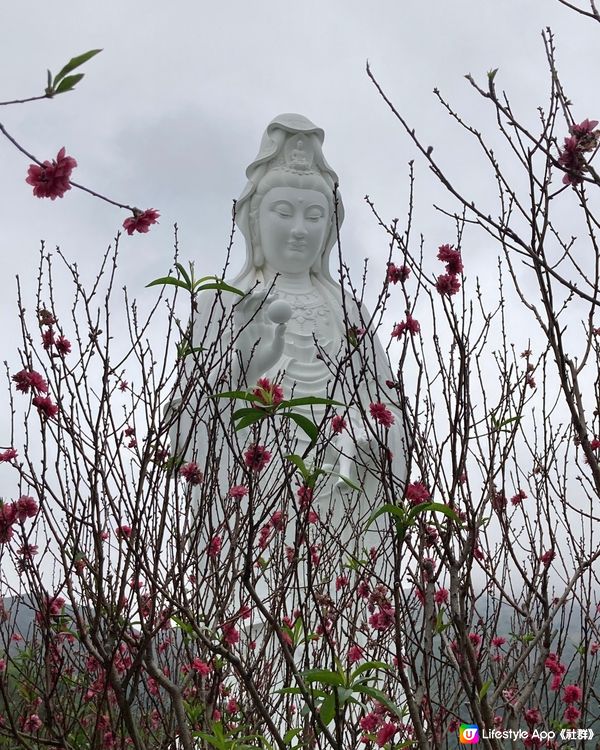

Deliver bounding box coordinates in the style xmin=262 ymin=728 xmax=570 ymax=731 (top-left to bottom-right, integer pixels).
xmin=234 ymin=114 xmax=344 ymax=285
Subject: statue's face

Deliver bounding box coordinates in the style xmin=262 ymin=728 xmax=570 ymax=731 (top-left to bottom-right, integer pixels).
xmin=258 ymin=187 xmax=330 ymax=276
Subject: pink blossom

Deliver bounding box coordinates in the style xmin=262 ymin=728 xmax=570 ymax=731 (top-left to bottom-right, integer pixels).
xmin=251 ymin=377 xmax=284 ymax=407
xmin=123 ymin=208 xmax=160 ymax=235
xmin=468 ymin=632 xmax=482 ymax=648
xmin=491 ymin=636 xmax=506 ymax=648
xmin=21 ymin=714 xmax=42 ymax=732
xmin=368 ymin=606 xmax=395 ymax=631
xmin=55 ymin=336 xmax=71 ymax=356
xmin=348 ymin=643 xmax=363 ymax=664
xmin=391 ymin=314 xmax=420 ymax=337
xmin=12 ymin=369 xmax=48 ymax=395
xmin=376 ymin=722 xmax=398 ymax=747
xmin=226 ymin=698 xmax=239 ymax=713
xmin=406 ymin=481 xmax=431 ymax=505
xmin=360 ymin=712 xmax=381 ymax=732
xmin=244 ymin=444 xmax=272 ymax=472
xmin=510 ymin=488 xmax=527 ymax=505
xmin=42 ymin=328 xmax=54 ymax=350
xmin=208 ymin=535 xmax=222 ymax=559
xmin=297 ymin=484 xmax=313 ymax=507
xmin=26 ymin=147 xmax=77 ymax=200
xmin=270 ymin=510 xmax=285 ymax=531
xmin=15 ymin=495 xmax=38 ymax=521
xmin=437 ymin=244 xmax=464 ymax=275
xmin=331 ymin=414 xmax=347 ymax=434
xmin=387 ymin=262 xmax=410 ymax=284
xmin=591 ymin=642 xmax=600 ymax=655
xmin=118 ymin=380 xmax=128 ymax=392
xmin=435 ymin=273 xmax=461 ymax=296
xmin=540 ymin=549 xmax=555 ymax=566
xmin=336 ymin=574 xmax=349 ymax=591
xmin=570 ymin=118 xmax=599 ymax=139
xmin=563 ymin=704 xmax=581 ymax=725
xmin=116 ymin=525 xmax=132 ymax=539
xmin=32 ymin=395 xmax=59 ymax=419
xmin=562 ymin=684 xmax=582 ymax=704
xmin=0 ymin=448 xmax=17 ymax=462
xmin=229 ymin=484 xmax=248 ymax=498
xmin=191 ymin=657 xmax=211 ymax=675
xmin=179 ymin=462 xmax=203 ymax=485
xmin=369 ymin=402 xmax=394 ymax=428
xmin=38 ymin=309 xmax=56 ymax=326
xmin=222 ymin=622 xmax=240 ymax=646
xmin=434 ymin=588 xmax=449 ymax=604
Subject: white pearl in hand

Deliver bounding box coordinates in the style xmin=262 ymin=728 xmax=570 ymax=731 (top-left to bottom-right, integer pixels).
xmin=267 ymin=299 xmax=293 ymax=325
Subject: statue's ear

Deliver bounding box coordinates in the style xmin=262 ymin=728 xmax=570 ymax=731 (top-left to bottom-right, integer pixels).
xmin=249 ymin=213 xmax=264 ymax=266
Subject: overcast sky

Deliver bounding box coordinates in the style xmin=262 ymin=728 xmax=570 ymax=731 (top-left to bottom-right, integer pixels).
xmin=1 ymin=0 xmax=598 ymax=473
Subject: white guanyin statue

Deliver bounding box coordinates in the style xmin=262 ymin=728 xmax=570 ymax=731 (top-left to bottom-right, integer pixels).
xmin=167 ymin=115 xmax=408 ymax=725
xmin=170 ymin=113 xmax=406 ymax=515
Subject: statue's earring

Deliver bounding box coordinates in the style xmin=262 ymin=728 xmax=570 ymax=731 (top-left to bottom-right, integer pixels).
xmin=250 ymin=213 xmax=264 ymax=266
xmin=254 ymin=244 xmax=264 ymax=267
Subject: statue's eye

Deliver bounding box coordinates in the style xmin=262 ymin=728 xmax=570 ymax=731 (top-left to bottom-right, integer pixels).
xmin=306 ymin=210 xmax=323 ymax=222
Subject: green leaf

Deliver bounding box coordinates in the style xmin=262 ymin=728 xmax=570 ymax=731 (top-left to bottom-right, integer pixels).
xmin=319 ymin=693 xmax=338 ymax=727
xmin=407 ymin=501 xmax=461 ymax=524
xmin=302 ymin=668 xmax=345 ymax=687
xmin=235 ymin=413 xmax=266 ymax=431
xmin=286 ymin=412 xmax=319 ymax=443
xmin=233 ymin=407 xmax=265 ymax=420
xmin=175 ymin=262 xmax=192 ymax=286
xmin=320 ymin=468 xmax=361 ymax=491
xmin=367 ymin=503 xmax=407 ymax=528
xmin=54 ymin=73 xmax=84 ymax=94
xmin=146 ymin=276 xmax=190 ymax=290
xmin=479 ymin=679 xmax=493 ymax=700
xmin=194 ymin=281 xmax=245 ymax=296
xmin=212 ymin=390 xmax=255 ymax=402
xmin=171 ymin=615 xmax=195 ymax=636
xmin=285 ymin=454 xmax=310 ymax=480
xmin=53 ymin=49 xmax=102 ymax=85
xmin=350 ymin=660 xmax=391 ymax=683
xmin=354 ymin=684 xmax=405 ymax=721
xmin=283 ymin=396 xmax=344 ymax=408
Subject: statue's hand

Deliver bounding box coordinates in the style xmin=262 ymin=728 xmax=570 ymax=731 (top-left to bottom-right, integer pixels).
xmin=234 ymin=291 xmax=292 ymax=383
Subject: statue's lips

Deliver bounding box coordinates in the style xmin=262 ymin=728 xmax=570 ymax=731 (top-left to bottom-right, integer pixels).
xmin=287 ymin=242 xmax=307 ymax=252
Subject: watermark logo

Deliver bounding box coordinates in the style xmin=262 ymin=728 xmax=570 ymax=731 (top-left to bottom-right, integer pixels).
xmin=459 ymin=724 xmax=480 ymax=744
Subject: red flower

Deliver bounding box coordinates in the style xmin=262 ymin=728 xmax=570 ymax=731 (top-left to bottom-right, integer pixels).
xmin=123 ymin=208 xmax=160 ymax=235
xmin=434 ymin=588 xmax=449 ymax=604
xmin=191 ymin=657 xmax=211 ymax=675
xmin=331 ymin=414 xmax=347 ymax=434
xmin=562 ymin=684 xmax=582 ymax=704
xmin=116 ymin=525 xmax=132 ymax=539
xmin=524 ymin=708 xmax=542 ymax=726
xmin=435 ymin=273 xmax=461 ymax=296
xmin=369 ymin=402 xmax=394 ymax=428
xmin=244 ymin=444 xmax=271 ymax=472
xmin=406 ymin=481 xmax=431 ymax=505
xmin=368 ymin=606 xmax=395 ymax=631
xmin=42 ymin=328 xmax=55 ymax=350
xmin=0 ymin=448 xmax=17 ymax=462
xmin=207 ymin=535 xmax=222 ymax=559
xmin=391 ymin=313 xmax=420 ymax=337
xmin=437 ymin=244 xmax=464 ymax=275
xmin=540 ymin=549 xmax=555 ymax=566
xmin=12 ymin=369 xmax=48 ymax=395
xmin=376 ymin=722 xmax=398 ymax=747
xmin=15 ymin=496 xmax=38 ymax=521
xmin=491 ymin=636 xmax=506 ymax=647
xmin=179 ymin=462 xmax=203 ymax=485
xmin=563 ymin=705 xmax=581 ymax=725
xmin=510 ymin=488 xmax=527 ymax=506
xmin=229 ymin=484 xmax=248 ymax=498
xmin=251 ymin=377 xmax=284 ymax=407
xmin=32 ymin=395 xmax=59 ymax=419
xmin=387 ymin=262 xmax=410 ymax=284
xmin=347 ymin=643 xmax=364 ymax=664
xmin=55 ymin=336 xmax=71 ymax=356
xmin=222 ymin=622 xmax=240 ymax=646
xmin=26 ymin=147 xmax=77 ymax=200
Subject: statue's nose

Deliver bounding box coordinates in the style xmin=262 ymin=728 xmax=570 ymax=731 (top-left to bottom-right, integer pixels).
xmin=291 ymin=217 xmax=307 ymax=238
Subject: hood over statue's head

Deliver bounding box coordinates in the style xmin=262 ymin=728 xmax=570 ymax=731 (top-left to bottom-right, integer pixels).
xmin=233 ymin=113 xmax=345 ymax=288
